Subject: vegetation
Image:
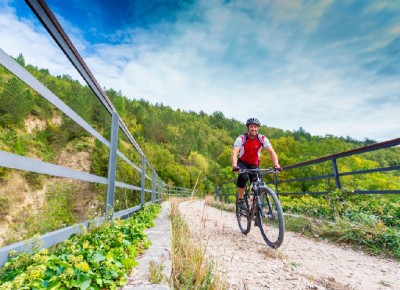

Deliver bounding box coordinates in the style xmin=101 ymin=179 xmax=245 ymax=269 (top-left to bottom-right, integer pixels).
xmin=0 ymin=54 xmax=398 ymax=260
xmin=0 ymin=204 xmax=160 ymax=289
xmin=148 ymin=260 xmax=166 ymax=284
xmin=170 ymin=198 xmax=227 ymax=289
xmin=207 ymin=192 xmax=400 ymax=260
xmin=280 ymin=191 xmax=400 ymax=259
xmin=1 ymin=55 xmax=398 ymax=194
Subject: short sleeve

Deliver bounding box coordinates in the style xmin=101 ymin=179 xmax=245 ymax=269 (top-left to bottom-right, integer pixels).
xmin=233 ymin=135 xmax=244 ymax=147
xmin=259 ymin=135 xmax=271 ymax=148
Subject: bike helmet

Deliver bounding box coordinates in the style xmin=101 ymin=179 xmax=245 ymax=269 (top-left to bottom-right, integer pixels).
xmin=246 ymin=117 xmax=261 ymax=127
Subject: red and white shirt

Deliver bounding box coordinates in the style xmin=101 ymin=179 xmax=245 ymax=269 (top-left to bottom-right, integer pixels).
xmin=233 ymin=133 xmax=271 ymax=166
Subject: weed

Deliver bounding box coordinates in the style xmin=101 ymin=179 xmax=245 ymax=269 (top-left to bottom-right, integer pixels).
xmin=149 ymin=260 xmax=166 ymax=284
xmin=379 ymin=280 xmax=391 ymax=287
xmin=24 ymin=172 xmax=45 ymax=190
xmin=170 ymin=198 xmax=227 ymax=289
xmin=0 ymin=196 xmax=10 ymax=218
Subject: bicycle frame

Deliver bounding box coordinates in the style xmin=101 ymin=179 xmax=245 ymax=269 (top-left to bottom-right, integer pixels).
xmin=244 ymin=171 xmax=272 ymax=220
xmin=235 ymin=168 xmax=285 ymax=248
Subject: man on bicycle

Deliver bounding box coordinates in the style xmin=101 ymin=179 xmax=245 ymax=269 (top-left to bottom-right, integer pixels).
xmin=231 ymin=117 xmax=281 ymax=210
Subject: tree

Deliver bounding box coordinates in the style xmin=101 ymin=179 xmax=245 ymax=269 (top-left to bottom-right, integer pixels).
xmin=15 ymin=53 xmax=25 ymax=66
xmin=0 ymin=77 xmax=32 ymax=127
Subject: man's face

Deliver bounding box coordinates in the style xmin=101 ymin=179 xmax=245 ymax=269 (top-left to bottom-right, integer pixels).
xmin=247 ymin=124 xmax=259 ymax=137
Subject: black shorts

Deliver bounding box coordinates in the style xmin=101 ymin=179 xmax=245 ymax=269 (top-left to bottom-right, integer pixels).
xmin=236 ymin=160 xmax=258 ymax=188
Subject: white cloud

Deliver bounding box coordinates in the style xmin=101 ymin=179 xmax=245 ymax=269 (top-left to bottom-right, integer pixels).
xmin=1 ymin=0 xmax=399 ymax=142
xmin=0 ymin=6 xmax=82 ymax=81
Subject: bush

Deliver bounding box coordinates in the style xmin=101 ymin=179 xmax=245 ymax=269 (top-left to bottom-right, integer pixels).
xmin=0 ymin=196 xmax=10 ymax=218
xmin=24 ymin=173 xmax=45 ymax=190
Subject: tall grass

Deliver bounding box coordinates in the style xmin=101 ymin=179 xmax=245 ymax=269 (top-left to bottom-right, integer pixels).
xmin=170 ymin=198 xmax=227 ymax=289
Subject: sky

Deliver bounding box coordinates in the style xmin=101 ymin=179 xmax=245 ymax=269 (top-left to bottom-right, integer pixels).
xmin=0 ymin=0 xmax=399 ymax=142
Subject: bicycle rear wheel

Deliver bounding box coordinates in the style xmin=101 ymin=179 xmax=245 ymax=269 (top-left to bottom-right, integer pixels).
xmin=256 ymin=187 xmax=284 ymax=248
xmin=236 ymin=193 xmax=251 ymax=234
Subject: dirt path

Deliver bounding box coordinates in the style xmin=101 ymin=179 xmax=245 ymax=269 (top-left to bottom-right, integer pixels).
xmin=179 ymin=200 xmax=400 ymax=290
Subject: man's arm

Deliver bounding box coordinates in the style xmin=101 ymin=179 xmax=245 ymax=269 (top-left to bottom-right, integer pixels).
xmin=265 ymin=146 xmax=280 ymax=168
xmin=231 ymin=146 xmax=240 ymax=167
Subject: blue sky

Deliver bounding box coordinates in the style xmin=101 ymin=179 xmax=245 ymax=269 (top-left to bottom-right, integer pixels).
xmin=0 ymin=0 xmax=399 ymax=141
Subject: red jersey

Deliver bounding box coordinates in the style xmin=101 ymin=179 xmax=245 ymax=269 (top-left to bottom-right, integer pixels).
xmin=233 ymin=133 xmax=271 ymax=166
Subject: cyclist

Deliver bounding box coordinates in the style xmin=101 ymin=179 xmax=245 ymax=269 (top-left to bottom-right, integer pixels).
xmin=231 ymin=117 xmax=281 ymax=210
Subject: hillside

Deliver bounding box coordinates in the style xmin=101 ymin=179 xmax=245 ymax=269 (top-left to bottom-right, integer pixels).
xmin=0 ymin=55 xmax=399 ymax=248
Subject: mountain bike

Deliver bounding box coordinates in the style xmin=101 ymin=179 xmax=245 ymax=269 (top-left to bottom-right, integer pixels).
xmin=235 ymin=168 xmax=285 ymax=248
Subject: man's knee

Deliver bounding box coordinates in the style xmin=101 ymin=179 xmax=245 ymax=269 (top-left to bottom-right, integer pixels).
xmin=236 ymin=175 xmax=248 ymax=188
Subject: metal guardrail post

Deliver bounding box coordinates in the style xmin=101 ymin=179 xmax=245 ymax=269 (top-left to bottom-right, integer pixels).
xmin=156 ymin=176 xmax=159 ymax=201
xmin=332 ymin=158 xmax=341 ymax=189
xmin=274 ymin=173 xmax=279 ymax=196
xmin=158 ymin=178 xmax=162 ymax=201
xmin=225 ymin=186 xmax=229 ymax=202
xmin=215 ymin=186 xmax=220 ymax=201
xmin=105 ymin=112 xmax=119 ymax=218
xmin=151 ymin=171 xmax=156 ymax=203
xmin=141 ymin=156 xmax=146 ymax=205
xmin=158 ymin=181 xmax=162 ymax=201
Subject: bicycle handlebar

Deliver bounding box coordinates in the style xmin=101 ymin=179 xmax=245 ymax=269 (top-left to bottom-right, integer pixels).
xmin=238 ymin=168 xmax=281 ymax=174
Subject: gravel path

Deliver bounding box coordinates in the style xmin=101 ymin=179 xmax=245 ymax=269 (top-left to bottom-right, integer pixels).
xmin=179 ymin=200 xmax=400 ymax=290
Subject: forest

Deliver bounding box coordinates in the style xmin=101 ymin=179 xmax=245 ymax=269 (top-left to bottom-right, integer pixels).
xmin=0 ymin=54 xmax=399 ymax=248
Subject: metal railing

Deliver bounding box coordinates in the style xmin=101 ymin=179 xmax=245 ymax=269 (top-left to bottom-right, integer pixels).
xmin=0 ymin=0 xmax=191 ymax=266
xmin=168 ymin=186 xmax=194 ymax=198
xmin=216 ymin=138 xmax=400 ymax=202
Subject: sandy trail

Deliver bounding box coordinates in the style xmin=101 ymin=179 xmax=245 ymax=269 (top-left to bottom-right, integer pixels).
xmin=179 ymin=200 xmax=400 ymax=290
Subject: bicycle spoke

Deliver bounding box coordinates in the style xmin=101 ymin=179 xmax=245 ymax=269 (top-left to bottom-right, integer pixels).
xmin=257 ymin=188 xmax=284 ymax=248
xmin=236 ymin=194 xmax=251 ymax=234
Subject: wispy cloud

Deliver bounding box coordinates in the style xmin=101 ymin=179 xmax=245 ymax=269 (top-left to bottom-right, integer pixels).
xmin=0 ymin=1 xmax=83 ymax=81
xmin=0 ymin=0 xmax=399 ymax=141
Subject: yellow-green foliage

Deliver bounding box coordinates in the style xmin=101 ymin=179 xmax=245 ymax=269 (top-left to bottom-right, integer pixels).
xmin=1 ymin=58 xmax=398 ymax=193
xmin=0 ymin=204 xmax=160 ymax=289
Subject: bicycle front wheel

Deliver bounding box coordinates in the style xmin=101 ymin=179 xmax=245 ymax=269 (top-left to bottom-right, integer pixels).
xmin=236 ymin=193 xmax=251 ymax=234
xmin=256 ymin=187 xmax=284 ymax=248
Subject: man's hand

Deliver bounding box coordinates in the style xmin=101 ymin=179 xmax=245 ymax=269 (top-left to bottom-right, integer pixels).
xmin=274 ymin=165 xmax=283 ymax=173
xmin=232 ymin=166 xmax=240 ymax=172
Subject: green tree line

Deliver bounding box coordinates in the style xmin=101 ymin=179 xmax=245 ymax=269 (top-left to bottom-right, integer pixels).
xmin=0 ymin=54 xmax=399 ymax=195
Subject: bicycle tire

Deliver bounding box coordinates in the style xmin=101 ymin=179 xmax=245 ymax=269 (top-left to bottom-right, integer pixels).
xmin=256 ymin=187 xmax=284 ymax=248
xmin=236 ymin=193 xmax=251 ymax=234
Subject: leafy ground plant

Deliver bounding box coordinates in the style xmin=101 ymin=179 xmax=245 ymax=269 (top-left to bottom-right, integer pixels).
xmin=0 ymin=203 xmax=160 ymax=290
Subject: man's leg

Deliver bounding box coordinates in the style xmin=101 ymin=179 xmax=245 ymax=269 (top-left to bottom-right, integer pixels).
xmin=236 ymin=160 xmax=248 ymax=208
xmin=237 ymin=187 xmax=247 ymax=210
xmin=237 ymin=187 xmax=245 ymax=199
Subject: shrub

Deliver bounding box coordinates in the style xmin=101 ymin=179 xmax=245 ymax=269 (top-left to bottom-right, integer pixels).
xmin=0 ymin=196 xmax=10 ymax=218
